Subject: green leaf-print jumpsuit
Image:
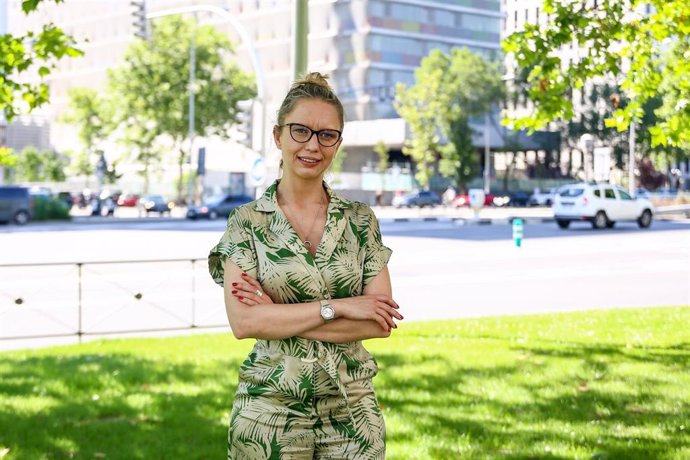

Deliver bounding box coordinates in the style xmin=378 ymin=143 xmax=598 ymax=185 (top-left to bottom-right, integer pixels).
xmin=209 ymin=180 xmax=392 ymax=459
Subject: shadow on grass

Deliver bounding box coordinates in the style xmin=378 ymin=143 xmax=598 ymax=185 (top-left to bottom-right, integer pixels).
xmin=375 ymin=341 xmax=689 ymax=460
xmin=0 ymin=352 xmax=243 ymax=459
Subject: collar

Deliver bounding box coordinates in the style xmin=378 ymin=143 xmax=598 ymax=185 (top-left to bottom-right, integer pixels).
xmin=254 ymin=179 xmax=353 ymax=212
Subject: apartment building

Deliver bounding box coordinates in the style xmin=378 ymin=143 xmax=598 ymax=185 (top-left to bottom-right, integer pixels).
xmin=6 ymin=0 xmax=503 ymax=196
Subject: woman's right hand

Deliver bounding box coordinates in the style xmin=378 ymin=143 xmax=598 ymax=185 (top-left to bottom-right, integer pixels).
xmin=332 ymin=295 xmax=403 ymax=332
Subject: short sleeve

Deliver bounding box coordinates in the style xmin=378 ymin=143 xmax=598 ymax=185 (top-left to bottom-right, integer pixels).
xmin=208 ymin=208 xmax=257 ymax=286
xmin=360 ymin=205 xmax=392 ymax=285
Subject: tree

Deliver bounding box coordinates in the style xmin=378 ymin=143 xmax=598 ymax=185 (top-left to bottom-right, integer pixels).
xmin=373 ymin=140 xmax=389 ymax=189
xmin=0 ymin=0 xmax=82 ymax=121
xmin=61 ymin=87 xmax=111 ymax=182
xmin=107 ymin=16 xmax=256 ymax=202
xmin=15 ymin=146 xmax=67 ymax=182
xmin=438 ymin=115 xmax=477 ymax=188
xmin=503 ymin=0 xmax=690 ymax=150
xmin=0 ymin=147 xmax=18 ymax=183
xmin=395 ymin=48 xmax=504 ymax=188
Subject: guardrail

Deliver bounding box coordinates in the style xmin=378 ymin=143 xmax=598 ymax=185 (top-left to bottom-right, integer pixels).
xmin=0 ymin=258 xmax=227 ymax=343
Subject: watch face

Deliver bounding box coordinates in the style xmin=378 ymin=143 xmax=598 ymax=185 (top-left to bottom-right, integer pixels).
xmin=322 ymin=305 xmax=335 ymax=320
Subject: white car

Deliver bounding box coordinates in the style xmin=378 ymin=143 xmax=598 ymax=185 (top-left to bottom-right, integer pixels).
xmin=553 ymin=183 xmax=654 ymax=229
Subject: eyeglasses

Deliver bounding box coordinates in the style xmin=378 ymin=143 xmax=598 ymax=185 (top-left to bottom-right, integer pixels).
xmin=279 ymin=123 xmax=342 ymax=147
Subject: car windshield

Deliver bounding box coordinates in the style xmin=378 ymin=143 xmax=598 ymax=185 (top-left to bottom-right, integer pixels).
xmin=205 ymin=195 xmax=226 ymax=205
xmin=559 ymin=187 xmax=584 ymax=197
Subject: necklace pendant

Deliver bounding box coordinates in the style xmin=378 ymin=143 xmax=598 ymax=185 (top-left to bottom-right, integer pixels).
xmin=303 ymin=240 xmax=312 ymax=249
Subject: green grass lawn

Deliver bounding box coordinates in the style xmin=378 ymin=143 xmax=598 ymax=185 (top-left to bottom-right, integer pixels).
xmin=1 ymin=306 xmax=688 ymax=459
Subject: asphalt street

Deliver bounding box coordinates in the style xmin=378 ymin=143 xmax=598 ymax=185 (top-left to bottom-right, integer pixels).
xmin=1 ymin=214 xmax=689 ymax=350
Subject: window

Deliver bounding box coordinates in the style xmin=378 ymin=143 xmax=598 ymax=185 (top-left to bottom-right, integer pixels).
xmin=593 ymin=189 xmax=601 ymax=198
xmin=435 ymin=10 xmax=455 ymax=27
xmin=604 ymin=188 xmax=616 ymax=199
xmin=618 ymin=189 xmax=632 ymax=200
xmin=560 ymin=188 xmax=585 ymax=197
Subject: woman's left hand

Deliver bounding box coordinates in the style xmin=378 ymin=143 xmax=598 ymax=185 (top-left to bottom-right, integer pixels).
xmin=230 ymin=273 xmax=274 ymax=306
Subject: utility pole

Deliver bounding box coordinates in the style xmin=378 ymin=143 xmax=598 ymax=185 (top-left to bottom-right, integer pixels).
xmin=483 ymin=112 xmax=491 ymax=194
xmin=187 ymin=15 xmax=196 ymax=206
xmin=629 ymin=120 xmax=636 ymax=196
xmin=292 ymin=0 xmax=308 ymax=79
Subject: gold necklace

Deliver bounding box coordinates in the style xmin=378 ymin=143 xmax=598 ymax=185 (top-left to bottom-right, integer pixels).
xmin=281 ymin=191 xmax=327 ymax=250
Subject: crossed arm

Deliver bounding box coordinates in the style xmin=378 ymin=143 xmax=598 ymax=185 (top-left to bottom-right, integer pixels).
xmin=222 ymin=259 xmax=403 ymax=343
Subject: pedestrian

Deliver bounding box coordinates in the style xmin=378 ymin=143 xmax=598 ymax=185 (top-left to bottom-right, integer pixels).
xmin=208 ymin=71 xmax=403 ymax=459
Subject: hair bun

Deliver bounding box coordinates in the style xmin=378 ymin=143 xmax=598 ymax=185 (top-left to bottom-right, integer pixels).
xmin=292 ymin=72 xmax=331 ymax=91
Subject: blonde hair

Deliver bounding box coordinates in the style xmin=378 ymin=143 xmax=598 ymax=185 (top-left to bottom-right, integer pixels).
xmin=275 ymin=72 xmax=345 ymax=130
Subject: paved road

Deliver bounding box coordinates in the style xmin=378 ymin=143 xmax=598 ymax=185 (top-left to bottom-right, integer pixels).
xmin=1 ymin=218 xmax=688 ymax=350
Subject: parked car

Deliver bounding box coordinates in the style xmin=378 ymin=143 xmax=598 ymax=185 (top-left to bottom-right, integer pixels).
xmin=528 ymin=188 xmax=557 ymax=206
xmin=140 ymin=195 xmax=172 ymax=215
xmin=508 ymin=191 xmax=530 ymax=207
xmin=0 ymin=186 xmax=32 ymax=225
xmin=186 ymin=193 xmax=254 ymax=219
xmin=117 ymin=193 xmax=139 ymax=207
xmin=392 ymin=190 xmax=442 ymax=208
xmin=553 ymin=183 xmax=654 ymax=229
xmin=451 ymin=192 xmax=496 ymax=207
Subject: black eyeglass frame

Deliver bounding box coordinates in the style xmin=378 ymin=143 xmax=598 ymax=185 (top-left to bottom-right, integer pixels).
xmin=278 ymin=123 xmax=343 ymax=147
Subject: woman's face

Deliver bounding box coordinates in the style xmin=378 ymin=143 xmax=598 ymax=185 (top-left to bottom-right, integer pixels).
xmin=273 ymin=98 xmax=342 ymax=182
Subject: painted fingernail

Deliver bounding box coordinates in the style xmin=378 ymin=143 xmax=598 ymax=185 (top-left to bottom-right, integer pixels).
xmin=231 ymin=290 xmax=237 ymax=295
xmin=241 ymin=273 xmax=247 ymax=276
xmin=232 ymin=282 xmax=238 ymax=287
xmin=238 ymin=296 xmax=244 ymax=300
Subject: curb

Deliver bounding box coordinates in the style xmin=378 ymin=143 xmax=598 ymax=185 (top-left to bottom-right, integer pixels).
xmin=385 ymin=216 xmax=555 ymax=225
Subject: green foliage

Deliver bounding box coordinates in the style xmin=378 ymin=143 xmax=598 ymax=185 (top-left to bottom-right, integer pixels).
xmin=0 ymin=307 xmax=688 ymax=458
xmin=107 ymin=16 xmax=256 ymax=201
xmin=438 ymin=115 xmax=478 ymax=187
xmin=14 ymin=146 xmax=67 ymax=182
xmin=0 ymin=0 xmax=83 ymax=121
xmin=373 ymin=141 xmax=389 ymax=174
xmin=62 ymin=88 xmax=111 ymax=155
xmin=329 ymin=145 xmax=347 ymax=175
xmin=503 ymin=0 xmax=690 ymax=150
xmin=0 ymin=147 xmax=18 ymax=169
xmin=31 ymin=195 xmax=70 ymax=220
xmin=395 ymin=48 xmax=503 ymax=187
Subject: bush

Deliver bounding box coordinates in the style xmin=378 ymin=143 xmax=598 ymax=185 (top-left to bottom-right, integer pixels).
xmin=31 ymin=196 xmax=71 ymax=221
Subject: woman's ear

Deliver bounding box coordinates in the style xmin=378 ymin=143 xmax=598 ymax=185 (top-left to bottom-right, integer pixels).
xmin=273 ymin=126 xmax=282 ymax=149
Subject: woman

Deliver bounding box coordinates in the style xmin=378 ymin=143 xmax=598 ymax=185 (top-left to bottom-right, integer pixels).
xmin=208 ymin=72 xmax=402 ymax=459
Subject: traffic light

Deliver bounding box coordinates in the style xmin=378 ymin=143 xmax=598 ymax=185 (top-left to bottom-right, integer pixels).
xmin=130 ymin=0 xmax=148 ymax=40
xmin=236 ymin=100 xmax=253 ymax=149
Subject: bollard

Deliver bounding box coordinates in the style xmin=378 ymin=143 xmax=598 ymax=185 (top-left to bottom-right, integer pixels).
xmin=512 ymin=218 xmax=524 ymax=247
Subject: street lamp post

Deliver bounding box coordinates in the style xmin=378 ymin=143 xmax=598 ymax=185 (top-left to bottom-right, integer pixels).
xmin=145 ymin=5 xmax=268 ymax=200
xmin=629 ymin=120 xmax=636 ymax=196
xmin=483 ymin=112 xmax=491 ymax=194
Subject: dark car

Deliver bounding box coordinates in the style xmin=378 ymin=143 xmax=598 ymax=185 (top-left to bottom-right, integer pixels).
xmin=0 ymin=186 xmax=32 ymax=225
xmin=186 ymin=193 xmax=254 ymax=220
xmin=392 ymin=190 xmax=442 ymax=208
xmin=140 ymin=195 xmax=172 ymax=215
xmin=508 ymin=191 xmax=530 ymax=207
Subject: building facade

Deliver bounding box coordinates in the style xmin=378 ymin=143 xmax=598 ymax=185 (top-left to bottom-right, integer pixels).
xmin=7 ymin=0 xmax=503 ymax=198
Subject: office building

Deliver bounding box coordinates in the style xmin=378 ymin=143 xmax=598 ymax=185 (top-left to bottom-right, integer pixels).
xmin=7 ymin=0 xmax=503 ymax=196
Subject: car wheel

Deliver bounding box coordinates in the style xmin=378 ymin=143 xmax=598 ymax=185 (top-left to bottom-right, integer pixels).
xmin=638 ymin=209 xmax=653 ymax=228
xmin=545 ymin=199 xmax=552 ymax=206
xmin=592 ymin=211 xmax=608 ymax=229
xmin=556 ymin=219 xmax=570 ymax=229
xmin=209 ymin=210 xmax=219 ymax=220
xmin=13 ymin=210 xmax=30 ymax=225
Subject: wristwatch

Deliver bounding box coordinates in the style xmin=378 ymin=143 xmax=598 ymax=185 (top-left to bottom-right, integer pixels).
xmin=320 ymin=300 xmax=335 ymax=321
